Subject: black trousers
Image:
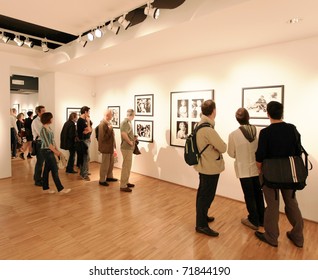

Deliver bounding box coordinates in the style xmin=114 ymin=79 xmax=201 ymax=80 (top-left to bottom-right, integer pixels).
xmin=239 ymin=176 xmax=265 ymax=227
xmin=196 ymin=173 xmax=220 ymax=228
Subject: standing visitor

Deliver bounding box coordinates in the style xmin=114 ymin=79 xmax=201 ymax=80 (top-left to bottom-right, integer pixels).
xmin=119 ymin=109 xmax=136 ymax=192
xmin=31 ymin=105 xmax=46 ymax=186
xmin=97 ymin=109 xmax=118 ymax=186
xmin=227 ymin=108 xmax=264 ymax=230
xmin=194 ymin=100 xmax=227 ymax=237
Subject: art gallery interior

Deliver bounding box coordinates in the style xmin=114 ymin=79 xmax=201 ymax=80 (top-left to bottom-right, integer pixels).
xmin=1 ymin=0 xmax=318 ymax=260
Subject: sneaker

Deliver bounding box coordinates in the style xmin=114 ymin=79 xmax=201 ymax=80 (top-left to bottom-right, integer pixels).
xmin=60 ymin=188 xmax=71 ymax=194
xmin=120 ymin=187 xmax=132 ymax=192
xmin=81 ymin=176 xmax=91 ymax=181
xmin=43 ymin=189 xmax=55 ymax=194
xmin=241 ymin=218 xmax=259 ymax=230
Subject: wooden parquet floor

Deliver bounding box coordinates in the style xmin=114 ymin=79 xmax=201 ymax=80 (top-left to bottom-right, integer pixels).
xmin=1 ymin=158 xmax=317 ymax=260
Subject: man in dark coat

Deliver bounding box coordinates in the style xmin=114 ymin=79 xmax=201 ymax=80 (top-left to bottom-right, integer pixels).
xmin=60 ymin=112 xmax=78 ymax=173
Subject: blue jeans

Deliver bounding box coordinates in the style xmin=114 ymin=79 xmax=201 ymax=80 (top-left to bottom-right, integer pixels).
xmin=11 ymin=128 xmax=18 ymax=157
xmin=66 ymin=146 xmax=76 ymax=172
xmin=80 ymin=139 xmax=90 ymax=177
xmin=41 ymin=149 xmax=64 ymax=192
xmin=196 ymin=173 xmax=220 ymax=228
xmin=34 ymin=140 xmax=44 ymax=184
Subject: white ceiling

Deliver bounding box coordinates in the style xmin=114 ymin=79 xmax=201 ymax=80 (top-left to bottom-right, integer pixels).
xmin=2 ymin=0 xmax=318 ymax=77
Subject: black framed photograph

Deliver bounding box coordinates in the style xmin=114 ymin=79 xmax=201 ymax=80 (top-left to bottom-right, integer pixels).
xmin=66 ymin=107 xmax=81 ymax=121
xmin=170 ymin=89 xmax=214 ymax=147
xmin=242 ymin=85 xmax=284 ymax=119
xmin=134 ymin=94 xmax=154 ymax=116
xmin=108 ymin=106 xmax=120 ymax=128
xmin=134 ymin=120 xmax=153 ymax=143
xmin=12 ymin=104 xmax=20 ymax=113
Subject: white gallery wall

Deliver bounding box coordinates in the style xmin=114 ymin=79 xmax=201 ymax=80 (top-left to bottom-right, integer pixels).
xmin=94 ymin=36 xmax=318 ymax=222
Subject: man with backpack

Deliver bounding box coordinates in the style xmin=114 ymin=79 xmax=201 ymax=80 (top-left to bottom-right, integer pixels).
xmin=194 ymin=99 xmax=227 ymax=237
xmin=255 ymin=101 xmax=304 ymax=248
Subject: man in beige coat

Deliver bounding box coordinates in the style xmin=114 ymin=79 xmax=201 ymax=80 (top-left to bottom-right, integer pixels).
xmin=97 ymin=109 xmax=117 ymax=186
xmin=194 ymin=99 xmax=227 ymax=237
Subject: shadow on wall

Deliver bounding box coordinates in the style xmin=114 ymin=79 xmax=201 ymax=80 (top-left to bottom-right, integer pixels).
xmin=136 ymin=142 xmax=159 ymax=179
xmin=156 ymin=130 xmax=182 ymax=182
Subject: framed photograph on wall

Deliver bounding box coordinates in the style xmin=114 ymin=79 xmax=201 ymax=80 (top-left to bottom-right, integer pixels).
xmin=134 ymin=120 xmax=153 ymax=143
xmin=108 ymin=106 xmax=120 ymax=128
xmin=134 ymin=94 xmax=154 ymax=116
xmin=242 ymin=85 xmax=284 ymax=119
xmin=170 ymin=89 xmax=214 ymax=147
xmin=12 ymin=104 xmax=20 ymax=113
xmin=66 ymin=107 xmax=81 ymax=121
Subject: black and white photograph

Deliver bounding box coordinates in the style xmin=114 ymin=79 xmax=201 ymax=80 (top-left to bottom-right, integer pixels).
xmin=242 ymin=85 xmax=284 ymax=119
xmin=134 ymin=120 xmax=153 ymax=142
xmin=12 ymin=104 xmax=20 ymax=113
xmin=108 ymin=106 xmax=120 ymax=128
xmin=66 ymin=107 xmax=81 ymax=121
xmin=134 ymin=94 xmax=154 ymax=116
xmin=176 ymin=121 xmax=188 ymax=139
xmin=177 ymin=99 xmax=189 ymax=118
xmin=170 ymin=89 xmax=214 ymax=147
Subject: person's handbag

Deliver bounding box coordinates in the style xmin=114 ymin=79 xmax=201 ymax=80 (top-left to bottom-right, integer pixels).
xmin=262 ymin=127 xmax=312 ymax=191
xmin=56 ymin=154 xmax=67 ymax=169
xmin=133 ymin=139 xmax=141 ymax=155
xmin=262 ymin=156 xmax=308 ymax=190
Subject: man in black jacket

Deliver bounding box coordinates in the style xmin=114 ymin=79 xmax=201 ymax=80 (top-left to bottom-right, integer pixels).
xmin=60 ymin=112 xmax=78 ymax=173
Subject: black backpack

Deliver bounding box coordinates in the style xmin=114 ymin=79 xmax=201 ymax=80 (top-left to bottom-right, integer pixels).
xmin=184 ymin=122 xmax=212 ymax=166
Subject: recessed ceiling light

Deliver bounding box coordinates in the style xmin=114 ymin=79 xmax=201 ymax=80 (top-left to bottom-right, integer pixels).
xmin=287 ymin=17 xmax=303 ymax=24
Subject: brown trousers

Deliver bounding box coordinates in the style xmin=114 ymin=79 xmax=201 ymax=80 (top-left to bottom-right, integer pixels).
xmin=263 ymin=185 xmax=304 ymax=246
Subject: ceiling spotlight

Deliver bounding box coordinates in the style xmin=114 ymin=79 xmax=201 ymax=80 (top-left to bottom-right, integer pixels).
xmin=118 ymin=14 xmax=131 ymax=30
xmin=14 ymin=35 xmax=24 ymax=47
xmin=87 ymin=31 xmax=94 ymax=41
xmin=144 ymin=2 xmax=160 ymax=19
xmin=107 ymin=21 xmax=120 ymax=35
xmin=41 ymin=41 xmax=49 ymax=52
xmin=94 ymin=27 xmax=103 ymax=38
xmin=24 ymin=37 xmax=34 ymax=48
xmin=1 ymin=32 xmax=10 ymax=43
xmin=77 ymin=35 xmax=87 ymax=47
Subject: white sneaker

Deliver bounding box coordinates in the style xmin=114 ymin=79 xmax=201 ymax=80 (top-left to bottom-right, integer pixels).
xmin=43 ymin=189 xmax=55 ymax=194
xmin=241 ymin=218 xmax=259 ymax=230
xmin=60 ymin=188 xmax=71 ymax=194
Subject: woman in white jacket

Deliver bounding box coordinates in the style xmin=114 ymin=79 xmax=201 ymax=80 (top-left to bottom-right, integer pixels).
xmin=228 ymin=108 xmax=265 ymax=230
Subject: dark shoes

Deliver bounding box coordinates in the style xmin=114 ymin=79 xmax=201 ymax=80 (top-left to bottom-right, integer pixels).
xmin=127 ymin=183 xmax=135 ymax=188
xmin=106 ymin=178 xmax=118 ymax=182
xmin=286 ymin=231 xmax=303 ymax=248
xmin=120 ymin=187 xmax=132 ymax=192
xmin=207 ymin=216 xmax=215 ymax=223
xmin=99 ymin=181 xmax=109 ymax=187
xmin=196 ymin=226 xmax=219 ymax=237
xmin=66 ymin=170 xmax=77 ymax=174
xmin=27 ymin=153 xmax=32 ymax=159
xmin=19 ymin=153 xmax=25 ymax=160
xmin=255 ymin=231 xmax=278 ymax=247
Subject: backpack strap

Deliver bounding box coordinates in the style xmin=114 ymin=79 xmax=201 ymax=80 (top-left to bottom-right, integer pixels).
xmin=195 ymin=122 xmax=213 ymax=157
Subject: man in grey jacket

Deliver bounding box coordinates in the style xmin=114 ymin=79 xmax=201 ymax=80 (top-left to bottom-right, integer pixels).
xmin=194 ymin=100 xmax=227 ymax=237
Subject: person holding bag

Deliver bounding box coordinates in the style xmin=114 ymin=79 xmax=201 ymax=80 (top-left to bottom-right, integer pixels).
xmin=40 ymin=112 xmax=71 ymax=194
xmin=255 ymin=101 xmax=304 ymax=248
